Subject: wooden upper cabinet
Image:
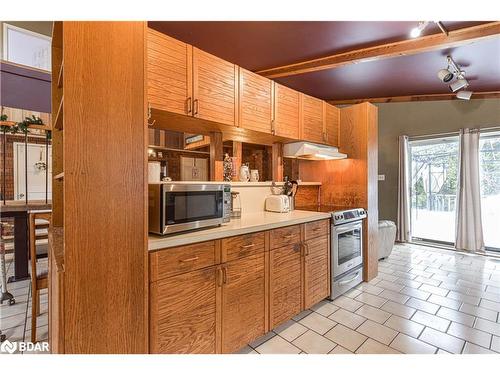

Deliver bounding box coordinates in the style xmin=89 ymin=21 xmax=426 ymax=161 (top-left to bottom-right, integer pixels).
xmin=324 ymin=102 xmax=340 ymax=147
xmin=273 ymin=83 xmax=300 ymax=139
xmin=238 ymin=67 xmax=273 ymax=133
xmin=149 ymin=266 xmax=219 ymax=354
xmin=269 ymin=243 xmax=303 ymax=329
xmin=192 ymin=48 xmax=238 ymax=126
xmin=304 ymin=235 xmax=330 ymax=309
xmin=301 ymin=93 xmax=325 ymax=144
xmin=221 ymin=253 xmax=266 ymax=353
xmin=147 ymin=28 xmax=192 ymax=116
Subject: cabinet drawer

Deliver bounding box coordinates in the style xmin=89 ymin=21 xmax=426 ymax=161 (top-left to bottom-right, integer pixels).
xmin=150 ymin=241 xmax=217 ymax=282
xmin=269 ymin=225 xmax=301 ymax=250
xmin=222 ymin=232 xmax=265 ymax=262
xmin=304 ymin=219 xmax=330 ymax=241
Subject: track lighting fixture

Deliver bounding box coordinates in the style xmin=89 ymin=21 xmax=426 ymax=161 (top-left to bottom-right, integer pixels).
xmin=409 ymin=21 xmax=448 ymax=38
xmin=456 ymin=91 xmax=473 ymax=100
xmin=449 ymin=79 xmax=469 ymax=93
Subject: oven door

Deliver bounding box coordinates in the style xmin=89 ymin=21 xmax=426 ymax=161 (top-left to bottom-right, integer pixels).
xmin=162 ymin=184 xmax=224 ymax=234
xmin=332 ymin=221 xmax=363 ymax=277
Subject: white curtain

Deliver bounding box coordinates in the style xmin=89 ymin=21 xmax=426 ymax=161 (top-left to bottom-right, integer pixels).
xmin=397 ymin=135 xmax=411 ymax=242
xmin=455 ymin=128 xmax=485 ymax=252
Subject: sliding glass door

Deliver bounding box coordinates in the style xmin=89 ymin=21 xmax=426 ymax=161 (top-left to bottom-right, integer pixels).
xmin=479 ymin=133 xmax=500 ymax=251
xmin=409 ymin=136 xmax=460 ymax=244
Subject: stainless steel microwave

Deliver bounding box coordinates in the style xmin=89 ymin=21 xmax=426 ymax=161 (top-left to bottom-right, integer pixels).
xmin=148 ymin=182 xmax=231 ymax=235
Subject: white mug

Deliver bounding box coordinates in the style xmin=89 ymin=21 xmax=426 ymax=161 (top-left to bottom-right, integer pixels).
xmin=250 ymin=169 xmax=259 ymax=182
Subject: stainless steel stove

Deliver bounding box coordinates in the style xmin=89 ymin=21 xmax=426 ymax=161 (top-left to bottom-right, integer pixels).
xmin=297 ymin=205 xmax=367 ymax=300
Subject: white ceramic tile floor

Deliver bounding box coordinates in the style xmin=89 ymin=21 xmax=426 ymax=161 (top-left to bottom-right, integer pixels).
xmin=246 ymin=243 xmax=500 ymax=354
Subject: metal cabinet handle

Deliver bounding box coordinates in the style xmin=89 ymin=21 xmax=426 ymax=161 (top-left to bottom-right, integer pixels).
xmin=222 ymin=266 xmax=227 ymax=284
xmin=304 ymin=243 xmax=310 ymax=256
xmin=186 ymin=97 xmax=192 ymax=114
xmin=179 ymin=256 xmax=199 ymax=263
xmin=217 ymin=268 xmax=224 ymax=286
xmin=193 ymin=99 xmax=199 ymax=115
xmin=240 ymin=243 xmax=255 ymax=249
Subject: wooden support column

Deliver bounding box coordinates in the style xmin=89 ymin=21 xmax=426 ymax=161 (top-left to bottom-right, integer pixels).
xmin=272 ymin=143 xmax=283 ymax=182
xmin=232 ymin=141 xmax=242 ymax=179
xmin=210 ymin=131 xmax=223 ymax=181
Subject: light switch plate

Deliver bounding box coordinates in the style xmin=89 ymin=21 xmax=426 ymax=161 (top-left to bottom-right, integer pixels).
xmin=378 ymin=174 xmax=385 ymax=181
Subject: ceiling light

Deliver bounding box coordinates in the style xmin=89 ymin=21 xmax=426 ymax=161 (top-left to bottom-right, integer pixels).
xmin=449 ymin=79 xmax=469 ymax=93
xmin=410 ymin=21 xmax=429 ymax=38
xmin=456 ymin=91 xmax=473 ymax=100
xmin=437 ymin=68 xmax=454 ymax=83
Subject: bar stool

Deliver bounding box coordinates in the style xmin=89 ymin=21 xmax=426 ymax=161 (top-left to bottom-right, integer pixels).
xmin=0 ymin=221 xmax=15 ymax=306
xmin=29 ymin=211 xmax=51 ymax=343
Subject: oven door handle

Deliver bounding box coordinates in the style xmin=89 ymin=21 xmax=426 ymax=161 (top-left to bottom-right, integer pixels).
xmin=338 ymin=271 xmax=361 ymax=285
xmin=333 ymin=223 xmax=362 ymax=234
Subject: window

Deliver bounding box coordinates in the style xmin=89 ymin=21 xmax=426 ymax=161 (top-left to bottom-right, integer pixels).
xmin=3 ymin=23 xmax=51 ymax=70
xmin=409 ymin=136 xmax=460 ymax=244
xmin=479 ymin=132 xmax=500 ymax=251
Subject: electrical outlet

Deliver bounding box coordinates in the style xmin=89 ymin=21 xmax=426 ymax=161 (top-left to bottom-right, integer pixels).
xmin=378 ymin=174 xmax=385 ymax=181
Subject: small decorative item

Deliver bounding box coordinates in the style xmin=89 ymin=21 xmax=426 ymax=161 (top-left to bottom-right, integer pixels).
xmin=34 ymin=149 xmax=47 ymax=171
xmin=239 ymin=163 xmax=250 ymax=182
xmin=250 ymin=169 xmax=259 ymax=182
xmin=223 ymin=153 xmax=233 ymax=182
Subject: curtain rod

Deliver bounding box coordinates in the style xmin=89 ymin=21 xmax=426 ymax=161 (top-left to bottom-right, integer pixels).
xmin=408 ymin=125 xmax=500 ymax=140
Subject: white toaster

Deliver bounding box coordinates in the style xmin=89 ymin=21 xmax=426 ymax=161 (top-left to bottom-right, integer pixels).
xmin=265 ymin=195 xmax=290 ymax=213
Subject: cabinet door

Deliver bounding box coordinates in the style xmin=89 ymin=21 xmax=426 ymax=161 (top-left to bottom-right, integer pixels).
xmin=273 ymin=83 xmax=300 ymax=139
xmin=301 ymin=94 xmax=324 ymax=144
xmin=324 ymin=102 xmax=340 ymax=147
xmin=304 ymin=236 xmax=330 ymax=309
xmin=150 ymin=266 xmax=219 ymax=354
xmin=147 ymin=28 xmax=192 ymax=116
xmin=239 ymin=67 xmax=272 ymax=133
xmin=269 ymin=243 xmax=303 ymax=329
xmin=221 ymin=253 xmax=266 ymax=353
xmin=193 ymin=48 xmax=238 ymax=126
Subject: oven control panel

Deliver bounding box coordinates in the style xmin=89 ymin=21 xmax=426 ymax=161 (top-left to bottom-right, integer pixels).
xmin=332 ymin=208 xmax=366 ymax=225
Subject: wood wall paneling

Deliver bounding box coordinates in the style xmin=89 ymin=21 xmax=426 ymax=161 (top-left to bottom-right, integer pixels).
xmin=238 ymin=67 xmax=273 ymax=134
xmin=193 ymin=48 xmax=238 ymax=126
xmin=62 ymin=21 xmax=147 ymax=353
xmin=147 ymin=28 xmax=192 ymax=116
xmin=271 ymin=143 xmax=284 ymax=182
xmin=210 ymin=131 xmax=223 ymax=181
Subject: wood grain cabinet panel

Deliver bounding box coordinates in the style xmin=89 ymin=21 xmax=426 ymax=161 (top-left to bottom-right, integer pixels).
xmin=304 ymin=219 xmax=329 ymax=241
xmin=149 ymin=241 xmax=217 ymax=282
xmin=269 ymin=243 xmax=303 ymax=329
xmin=150 ymin=266 xmax=219 ymax=354
xmin=221 ymin=253 xmax=266 ymax=353
xmin=269 ymin=224 xmax=301 ymax=250
xmin=304 ymin=236 xmax=330 ymax=309
xmin=147 ymin=28 xmax=192 ymax=115
xmin=239 ymin=67 xmax=272 ymax=133
xmin=324 ymin=102 xmax=340 ymax=147
xmin=193 ymin=48 xmax=238 ymax=126
xmin=273 ymin=83 xmax=300 ymax=139
xmin=301 ymin=94 xmax=325 ymax=144
xmin=221 ymin=232 xmax=265 ymax=262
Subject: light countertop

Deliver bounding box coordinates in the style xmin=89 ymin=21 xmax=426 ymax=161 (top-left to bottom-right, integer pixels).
xmin=148 ymin=210 xmax=331 ymax=251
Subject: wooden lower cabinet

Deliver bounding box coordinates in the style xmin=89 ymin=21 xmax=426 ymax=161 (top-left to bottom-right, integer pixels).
xmin=150 ymin=266 xmax=219 ymax=354
xmin=149 ymin=219 xmax=331 ymax=353
xmin=221 ymin=253 xmax=266 ymax=353
xmin=269 ymin=242 xmax=303 ymax=329
xmin=304 ymin=235 xmax=330 ymax=309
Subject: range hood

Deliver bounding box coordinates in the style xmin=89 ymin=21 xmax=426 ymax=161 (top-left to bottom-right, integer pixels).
xmin=283 ymin=142 xmax=347 ymax=161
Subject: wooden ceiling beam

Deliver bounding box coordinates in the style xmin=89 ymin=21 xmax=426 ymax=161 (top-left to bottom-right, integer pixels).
xmin=255 ymin=22 xmax=500 ymax=79
xmin=327 ymin=91 xmax=500 ymax=105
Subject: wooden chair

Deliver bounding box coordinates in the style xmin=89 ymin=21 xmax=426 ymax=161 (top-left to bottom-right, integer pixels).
xmin=29 ymin=211 xmax=51 ymax=343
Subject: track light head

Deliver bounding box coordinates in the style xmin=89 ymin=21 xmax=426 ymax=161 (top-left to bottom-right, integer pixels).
xmin=456 ymin=91 xmax=473 ymax=100
xmin=449 ymin=79 xmax=469 ymax=93
xmin=437 ymin=68 xmax=454 ymax=83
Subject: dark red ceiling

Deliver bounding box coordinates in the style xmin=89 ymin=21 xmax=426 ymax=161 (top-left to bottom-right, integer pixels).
xmin=148 ymin=21 xmax=499 ymax=100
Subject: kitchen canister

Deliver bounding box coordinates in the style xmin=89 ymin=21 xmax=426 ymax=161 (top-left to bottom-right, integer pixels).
xmin=148 ymin=161 xmax=161 ymax=183
xmin=250 ymin=169 xmax=259 ymax=182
